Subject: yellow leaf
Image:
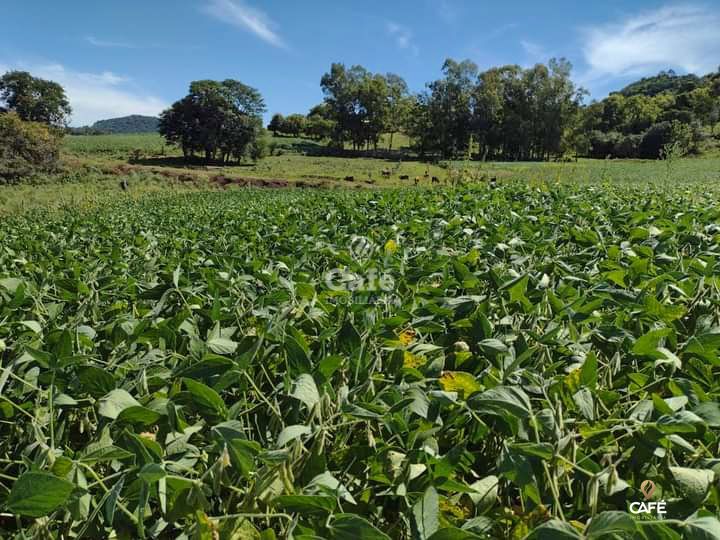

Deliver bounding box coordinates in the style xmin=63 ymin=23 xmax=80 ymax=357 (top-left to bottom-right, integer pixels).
xmin=384 ymin=239 xmax=398 ymax=254
xmin=565 ymin=368 xmax=581 ymax=394
xmin=438 ymin=371 xmax=482 ymax=398
xmin=398 ymin=328 xmax=416 ymax=346
xmin=403 ymin=351 xmax=425 ymax=369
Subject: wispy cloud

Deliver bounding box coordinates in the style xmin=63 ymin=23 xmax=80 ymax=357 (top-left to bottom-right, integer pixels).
xmin=85 ymin=36 xmax=136 ymax=49
xmin=581 ymin=4 xmax=720 ymax=79
xmin=0 ymin=61 xmax=167 ymax=126
xmin=202 ymin=0 xmax=286 ymax=48
xmin=434 ymin=0 xmax=459 ymax=24
xmin=520 ymin=40 xmax=548 ymax=62
xmin=386 ymin=22 xmax=419 ymax=56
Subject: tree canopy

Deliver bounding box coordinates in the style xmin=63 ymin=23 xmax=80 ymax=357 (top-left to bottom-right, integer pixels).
xmin=0 ymin=71 xmax=72 ymax=127
xmin=159 ymin=79 xmax=266 ymax=163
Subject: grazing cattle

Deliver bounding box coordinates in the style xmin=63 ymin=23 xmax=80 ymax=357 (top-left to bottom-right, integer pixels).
xmin=381 ymin=168 xmax=391 ymax=177
xmin=120 ymin=178 xmax=128 ymax=191
xmin=489 ymin=176 xmax=497 ymax=188
xmin=424 ymin=169 xmax=430 ymax=178
xmin=344 ymin=175 xmax=354 ymax=182
xmin=431 ymin=176 xmax=440 ymax=184
xmin=399 ymin=174 xmax=409 ymax=180
xmin=414 ymin=176 xmax=420 ymax=186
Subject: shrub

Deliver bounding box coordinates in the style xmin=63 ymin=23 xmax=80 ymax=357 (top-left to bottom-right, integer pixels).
xmin=613 ymin=133 xmax=642 ymax=159
xmin=639 ymin=121 xmax=674 ymax=159
xmin=0 ymin=112 xmax=61 ymax=182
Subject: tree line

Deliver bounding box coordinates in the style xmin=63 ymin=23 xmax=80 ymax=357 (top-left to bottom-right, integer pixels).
xmin=2 ymin=59 xmax=720 ymax=178
xmin=276 ymin=61 xmax=720 ymax=161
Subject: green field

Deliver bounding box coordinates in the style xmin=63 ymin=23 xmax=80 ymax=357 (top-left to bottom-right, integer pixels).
xmin=1 ymin=177 xmax=720 ymax=538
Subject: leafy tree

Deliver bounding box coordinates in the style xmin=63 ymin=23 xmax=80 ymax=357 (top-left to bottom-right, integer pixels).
xmin=618 ymin=70 xmax=701 ymax=97
xmin=0 ymin=71 xmax=72 ymax=127
xmin=283 ymin=114 xmax=307 ymax=137
xmin=0 ymin=112 xmax=61 ymax=181
xmin=421 ymin=59 xmax=479 ymax=158
xmin=320 ymin=63 xmax=392 ymax=150
xmin=305 ymin=111 xmax=335 ymax=141
xmin=267 ymin=113 xmax=284 ymax=136
xmin=159 ymin=79 xmax=265 ymax=163
xmin=384 ymin=73 xmax=411 ymax=151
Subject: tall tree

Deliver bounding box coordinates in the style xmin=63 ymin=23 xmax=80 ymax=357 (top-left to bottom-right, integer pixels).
xmin=159 ymin=79 xmax=265 ymax=163
xmin=385 ymin=73 xmax=411 ymax=151
xmin=420 ymin=59 xmax=479 ymax=158
xmin=268 ymin=113 xmax=284 ymax=136
xmin=0 ymin=71 xmax=72 ymax=127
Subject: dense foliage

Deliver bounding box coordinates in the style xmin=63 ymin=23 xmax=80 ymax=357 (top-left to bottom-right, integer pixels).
xmin=277 ymin=62 xmax=719 ymax=161
xmin=0 ymin=71 xmax=72 ymax=128
xmin=576 ymin=70 xmax=720 ymax=159
xmin=0 ymin=112 xmax=61 ymax=181
xmin=1 ymin=183 xmax=719 ymax=538
xmin=159 ymin=79 xmax=266 ymax=164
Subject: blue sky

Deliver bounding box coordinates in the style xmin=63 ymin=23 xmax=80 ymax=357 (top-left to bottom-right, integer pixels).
xmin=1 ymin=1 xmax=719 ymax=126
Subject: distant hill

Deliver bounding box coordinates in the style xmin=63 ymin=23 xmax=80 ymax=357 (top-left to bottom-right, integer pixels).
xmin=91 ymin=115 xmax=160 ymax=134
xmin=616 ymin=70 xmax=702 ymax=97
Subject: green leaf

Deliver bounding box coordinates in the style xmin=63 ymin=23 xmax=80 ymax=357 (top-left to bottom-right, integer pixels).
xmin=7 ymin=472 xmax=77 ymax=517
xmin=528 ymin=519 xmax=583 ymax=539
xmin=290 ymin=373 xmax=320 ymax=410
xmin=98 ymin=389 xmax=141 ymax=420
xmin=116 ymin=405 xmax=162 ymax=426
xmin=273 ymin=495 xmax=336 ymax=515
xmin=573 ymin=388 xmax=595 ymax=420
xmin=207 ymin=337 xmax=238 ymax=355
xmin=669 ymin=467 xmax=714 ymax=505
xmin=226 ymin=439 xmax=261 ymax=479
xmin=427 ymin=528 xmax=482 ymax=540
xmin=77 ymin=366 xmax=116 ymax=398
xmin=277 ymin=424 xmax=311 ymax=447
xmin=508 ymin=443 xmax=555 ymax=460
xmin=585 ymin=511 xmax=636 ymax=538
xmin=683 ymin=515 xmax=720 ymax=540
xmin=182 ymin=377 xmax=228 ymax=421
xmin=580 ymin=352 xmax=598 ymax=389
xmin=330 ymin=514 xmax=390 ymax=540
xmin=412 ymin=486 xmax=440 ymax=540
xmin=470 ymin=385 xmax=532 ymax=419
xmin=467 ymin=475 xmax=498 ymax=512
xmin=632 ymin=328 xmax=671 ymax=356
xmin=20 ymin=320 xmax=42 ymax=334
xmin=478 ymin=338 xmax=507 ymax=355
xmin=139 ymin=463 xmax=166 ymax=484
xmin=79 ymin=445 xmax=134 ymax=464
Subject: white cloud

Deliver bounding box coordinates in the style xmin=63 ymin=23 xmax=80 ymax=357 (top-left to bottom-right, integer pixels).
xmin=386 ymin=22 xmax=419 ymax=56
xmin=202 ymin=0 xmax=286 ymax=48
xmin=581 ymin=4 xmax=720 ymax=78
xmin=434 ymin=0 xmax=459 ymax=24
xmin=86 ymin=36 xmax=136 ymax=49
xmin=520 ymin=40 xmax=547 ymax=62
xmin=0 ymin=61 xmax=167 ymax=126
